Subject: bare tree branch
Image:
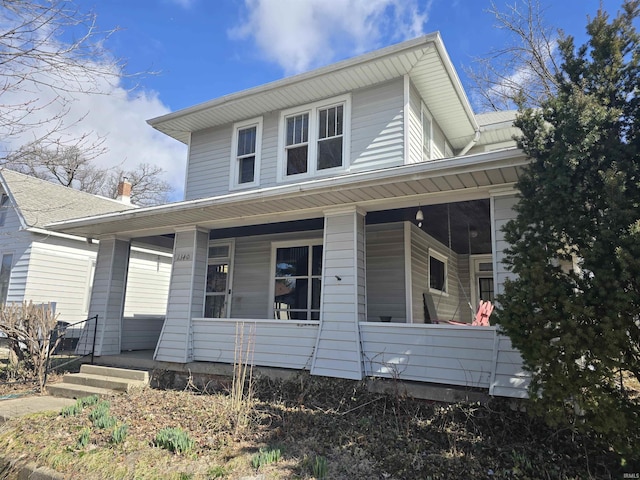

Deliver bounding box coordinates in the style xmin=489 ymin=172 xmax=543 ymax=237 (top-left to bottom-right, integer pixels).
xmin=465 ymin=0 xmax=562 ymax=111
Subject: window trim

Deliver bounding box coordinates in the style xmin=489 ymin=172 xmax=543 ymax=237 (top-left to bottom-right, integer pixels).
xmin=203 ymin=239 xmax=235 ymax=318
xmin=229 ymin=117 xmax=263 ymax=190
xmin=269 ymin=238 xmax=323 ymax=321
xmin=0 ymin=193 xmax=10 ymax=227
xmin=277 ymin=94 xmax=351 ymax=182
xmin=0 ymin=252 xmax=14 ymax=305
xmin=428 ymin=248 xmax=448 ymax=296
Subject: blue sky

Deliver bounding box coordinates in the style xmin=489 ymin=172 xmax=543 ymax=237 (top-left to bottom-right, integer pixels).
xmin=95 ymin=0 xmax=624 ymax=112
xmin=3 ymin=0 xmax=629 ymax=200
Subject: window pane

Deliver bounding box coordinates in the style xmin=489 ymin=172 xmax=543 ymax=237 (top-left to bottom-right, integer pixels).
xmin=319 ymin=108 xmax=327 ymax=139
xmin=287 ymin=145 xmax=308 ymax=175
xmin=0 ymin=254 xmax=13 ymax=305
xmin=239 ymin=156 xmax=255 ymax=184
xmin=237 ymin=126 xmax=256 ymax=156
xmin=208 ymin=245 xmax=229 ymax=258
xmin=311 ymin=245 xmax=323 ymax=275
xmin=478 ymin=277 xmax=495 ymax=301
xmin=336 ymin=105 xmax=343 ymax=135
xmin=311 ymin=278 xmax=321 ymax=309
xmin=317 ymin=137 xmax=342 ymax=170
xmin=429 ymin=256 xmax=446 ymax=292
xmin=286 ymin=114 xmax=309 ymax=146
xmin=276 ymin=246 xmax=309 ymax=277
xmin=206 ymin=264 xmax=228 ymax=293
xmin=204 ymin=296 xmax=226 ymax=318
xmin=273 ymin=278 xmax=308 ymax=311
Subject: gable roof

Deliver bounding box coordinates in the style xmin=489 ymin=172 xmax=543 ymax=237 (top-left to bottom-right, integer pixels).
xmin=0 ymin=169 xmax=134 ymax=229
xmin=148 ymin=33 xmax=479 ymax=151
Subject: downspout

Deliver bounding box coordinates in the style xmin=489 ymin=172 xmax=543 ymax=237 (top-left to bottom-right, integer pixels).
xmin=457 ymin=129 xmax=481 ymax=157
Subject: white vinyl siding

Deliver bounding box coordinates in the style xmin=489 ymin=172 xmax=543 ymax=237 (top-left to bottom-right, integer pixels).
xmin=410 ymin=223 xmax=466 ymax=323
xmin=491 ymin=193 xmax=519 ymax=297
xmin=123 ymin=250 xmax=172 ymax=317
xmin=366 ymin=223 xmax=406 ymax=322
xmin=407 ymin=82 xmax=423 ymax=164
xmin=24 ymin=242 xmax=98 ymax=323
xmin=311 ymin=210 xmax=365 ymax=380
xmin=192 ymin=319 xmax=319 ymax=369
xmin=230 ymin=230 xmax=323 ymax=319
xmin=184 ymin=125 xmax=232 ymax=200
xmin=489 ymin=335 xmax=530 ymax=397
xmin=156 ymin=229 xmax=208 ymax=363
xmin=350 ymin=79 xmax=404 ymax=172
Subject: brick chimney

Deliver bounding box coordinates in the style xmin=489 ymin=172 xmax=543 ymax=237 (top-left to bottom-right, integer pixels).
xmin=116 ymin=178 xmax=132 ymax=204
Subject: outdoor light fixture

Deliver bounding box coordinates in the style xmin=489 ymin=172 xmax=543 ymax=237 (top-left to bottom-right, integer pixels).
xmin=416 ymin=207 xmax=424 ymax=228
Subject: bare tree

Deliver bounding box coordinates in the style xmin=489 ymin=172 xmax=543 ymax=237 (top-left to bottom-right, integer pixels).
xmin=5 ymin=143 xmax=172 ymax=206
xmin=466 ymin=0 xmax=562 ymax=111
xmin=0 ymin=0 xmax=123 ymax=150
xmin=103 ymin=164 xmax=172 ymax=206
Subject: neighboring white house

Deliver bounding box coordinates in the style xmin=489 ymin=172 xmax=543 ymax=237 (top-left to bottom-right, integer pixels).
xmin=0 ymin=169 xmax=172 ymax=350
xmin=48 ymin=33 xmax=530 ymax=398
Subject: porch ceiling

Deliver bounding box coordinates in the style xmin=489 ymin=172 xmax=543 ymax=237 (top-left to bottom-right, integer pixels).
xmin=148 ymin=33 xmax=477 ymax=150
xmin=46 ymin=149 xmax=527 ymax=239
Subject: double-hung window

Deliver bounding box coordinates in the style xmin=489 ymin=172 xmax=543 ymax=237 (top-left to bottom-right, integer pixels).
xmin=230 ymin=117 xmax=262 ymax=189
xmin=0 ymin=253 xmax=13 ymax=305
xmin=0 ymin=194 xmax=9 ymax=226
xmin=279 ymin=95 xmax=350 ymax=181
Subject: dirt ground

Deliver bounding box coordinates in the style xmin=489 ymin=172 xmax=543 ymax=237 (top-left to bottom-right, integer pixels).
xmin=0 ymin=372 xmax=635 ymax=479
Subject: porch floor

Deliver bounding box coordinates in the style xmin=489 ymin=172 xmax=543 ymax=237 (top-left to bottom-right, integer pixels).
xmin=91 ymin=350 xmax=491 ymax=404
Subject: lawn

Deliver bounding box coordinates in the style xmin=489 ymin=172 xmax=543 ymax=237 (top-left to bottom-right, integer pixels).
xmin=0 ymin=371 xmax=631 ymax=479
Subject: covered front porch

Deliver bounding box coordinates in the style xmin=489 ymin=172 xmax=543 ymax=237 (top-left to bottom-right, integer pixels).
xmin=48 ymin=150 xmax=530 ymax=399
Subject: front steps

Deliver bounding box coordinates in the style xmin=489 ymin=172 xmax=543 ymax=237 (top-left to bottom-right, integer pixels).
xmin=48 ymin=364 xmax=149 ymax=399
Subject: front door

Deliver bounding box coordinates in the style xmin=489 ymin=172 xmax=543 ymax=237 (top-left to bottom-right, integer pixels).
xmin=204 ymin=241 xmax=234 ymax=318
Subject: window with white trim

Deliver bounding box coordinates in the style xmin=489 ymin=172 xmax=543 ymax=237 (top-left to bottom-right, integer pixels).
xmin=271 ymin=240 xmax=323 ymax=320
xmin=278 ymin=95 xmax=350 ymax=181
xmin=428 ymin=249 xmax=447 ymax=294
xmin=421 ymin=103 xmax=433 ymax=161
xmin=0 ymin=253 xmax=13 ymax=304
xmin=230 ymin=117 xmax=262 ymax=189
xmin=0 ymin=194 xmax=9 ymax=226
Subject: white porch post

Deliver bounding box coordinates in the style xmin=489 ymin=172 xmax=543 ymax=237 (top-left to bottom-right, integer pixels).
xmin=311 ymin=207 xmax=366 ymax=380
xmin=155 ymin=227 xmax=208 ymax=363
xmin=86 ymin=236 xmax=131 ymax=356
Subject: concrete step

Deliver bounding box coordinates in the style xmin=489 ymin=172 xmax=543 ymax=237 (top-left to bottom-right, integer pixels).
xmin=80 ymin=364 xmax=149 ymax=383
xmin=62 ymin=373 xmax=147 ymax=392
xmin=47 ymin=383 xmax=116 ymax=400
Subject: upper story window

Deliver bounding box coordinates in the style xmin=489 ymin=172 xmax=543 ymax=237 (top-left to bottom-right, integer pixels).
xmin=230 ymin=117 xmax=262 ymax=190
xmin=278 ymin=94 xmax=350 ymax=182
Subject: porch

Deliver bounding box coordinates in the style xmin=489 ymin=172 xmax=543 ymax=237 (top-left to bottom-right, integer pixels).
xmin=102 ymin=319 xmax=529 ymax=399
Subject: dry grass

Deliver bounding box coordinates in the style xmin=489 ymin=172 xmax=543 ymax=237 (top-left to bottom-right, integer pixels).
xmin=0 ymin=372 xmax=634 ymax=479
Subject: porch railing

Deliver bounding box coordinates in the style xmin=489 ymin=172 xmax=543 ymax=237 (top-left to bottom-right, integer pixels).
xmin=44 ymin=314 xmax=98 ymax=385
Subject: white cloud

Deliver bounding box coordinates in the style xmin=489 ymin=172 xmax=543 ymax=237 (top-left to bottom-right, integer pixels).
xmin=1 ymin=69 xmax=187 ymax=202
xmin=230 ymin=0 xmax=431 ymax=74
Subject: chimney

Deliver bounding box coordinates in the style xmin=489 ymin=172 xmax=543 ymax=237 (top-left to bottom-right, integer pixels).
xmin=116 ymin=178 xmax=132 ymax=204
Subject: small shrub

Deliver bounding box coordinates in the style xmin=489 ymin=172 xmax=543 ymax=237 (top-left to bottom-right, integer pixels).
xmin=76 ymin=428 xmax=90 ymax=449
xmin=111 ymin=423 xmax=129 ymax=444
xmin=154 ymin=427 xmax=195 ymax=454
xmin=89 ymin=400 xmax=116 ymax=429
xmin=251 ymin=447 xmax=281 ymax=470
xmin=60 ymin=403 xmax=82 ymax=417
xmin=79 ymin=395 xmax=99 ymax=407
xmin=312 ymin=455 xmax=328 ymax=479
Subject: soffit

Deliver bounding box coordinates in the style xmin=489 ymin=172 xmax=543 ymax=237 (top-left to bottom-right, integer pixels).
xmin=149 ymin=33 xmax=477 ymax=150
xmin=47 ymin=149 xmax=526 ymax=239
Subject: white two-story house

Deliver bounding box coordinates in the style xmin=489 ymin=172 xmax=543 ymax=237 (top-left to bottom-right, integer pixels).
xmin=49 ymin=33 xmax=530 ymax=398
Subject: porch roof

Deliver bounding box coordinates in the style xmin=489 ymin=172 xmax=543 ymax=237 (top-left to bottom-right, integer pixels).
xmin=46 ymin=148 xmax=527 ymax=239
xmin=148 ymin=33 xmax=478 ymax=151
